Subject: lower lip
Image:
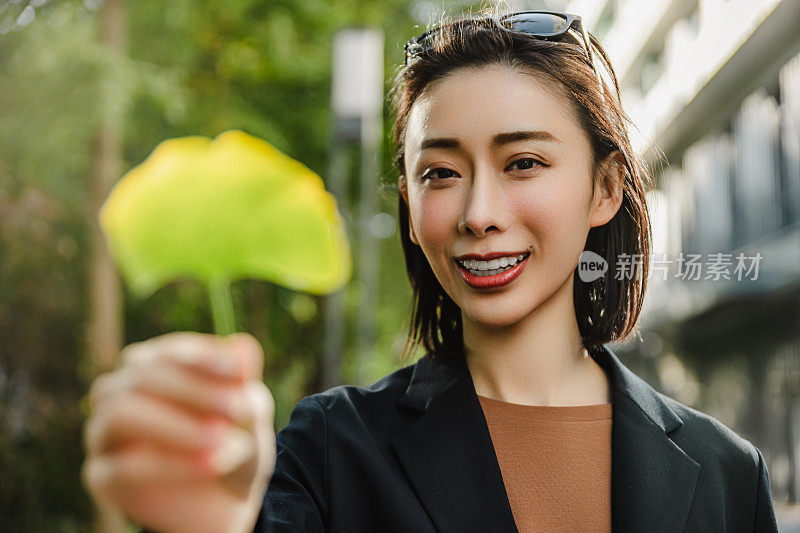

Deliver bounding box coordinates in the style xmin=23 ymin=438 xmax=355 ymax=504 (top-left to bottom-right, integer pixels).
xmin=456 ymin=254 xmax=529 ymax=289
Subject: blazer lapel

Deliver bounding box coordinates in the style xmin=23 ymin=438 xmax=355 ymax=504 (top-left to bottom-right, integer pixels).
xmin=390 ymin=344 xmax=701 ymax=533
xmin=391 ymin=353 xmax=518 ymax=532
xmin=595 ymin=345 xmax=701 ymax=532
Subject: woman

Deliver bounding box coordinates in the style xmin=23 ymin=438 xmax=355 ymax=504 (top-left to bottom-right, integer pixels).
xmin=83 ymin=9 xmax=780 ymax=533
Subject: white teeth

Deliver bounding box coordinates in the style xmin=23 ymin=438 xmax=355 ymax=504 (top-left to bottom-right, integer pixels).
xmin=458 ymin=253 xmax=528 ymax=271
xmin=468 ymin=265 xmax=514 ymax=276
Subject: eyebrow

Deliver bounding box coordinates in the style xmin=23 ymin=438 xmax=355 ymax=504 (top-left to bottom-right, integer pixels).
xmin=417 ymin=130 xmax=562 ymax=153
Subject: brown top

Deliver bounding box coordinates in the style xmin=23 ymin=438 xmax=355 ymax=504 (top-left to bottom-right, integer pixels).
xmin=477 ymin=394 xmax=613 ymax=533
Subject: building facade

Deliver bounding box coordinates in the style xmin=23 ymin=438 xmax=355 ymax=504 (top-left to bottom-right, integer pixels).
xmin=567 ymin=0 xmax=800 ymax=516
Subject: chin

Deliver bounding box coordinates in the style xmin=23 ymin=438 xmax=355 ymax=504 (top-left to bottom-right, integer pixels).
xmin=460 ymin=304 xmax=530 ymax=329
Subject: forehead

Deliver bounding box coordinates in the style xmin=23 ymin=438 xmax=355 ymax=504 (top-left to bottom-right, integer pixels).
xmin=405 ymin=64 xmax=583 ymax=155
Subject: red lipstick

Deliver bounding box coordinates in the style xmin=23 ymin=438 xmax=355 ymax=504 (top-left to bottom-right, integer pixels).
xmin=455 ymin=252 xmax=530 ymax=289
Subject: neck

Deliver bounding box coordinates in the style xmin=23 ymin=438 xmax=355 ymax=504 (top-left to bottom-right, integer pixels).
xmin=462 ymin=272 xmax=611 ymax=407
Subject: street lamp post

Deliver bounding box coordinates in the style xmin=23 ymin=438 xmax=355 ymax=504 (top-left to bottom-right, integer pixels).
xmin=322 ymin=28 xmax=384 ymax=389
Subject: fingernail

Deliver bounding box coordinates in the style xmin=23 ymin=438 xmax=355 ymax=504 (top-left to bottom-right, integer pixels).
xmin=208 ymin=427 xmax=253 ymax=475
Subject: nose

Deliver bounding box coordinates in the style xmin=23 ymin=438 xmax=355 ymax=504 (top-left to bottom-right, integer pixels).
xmin=457 ymin=170 xmax=510 ymax=238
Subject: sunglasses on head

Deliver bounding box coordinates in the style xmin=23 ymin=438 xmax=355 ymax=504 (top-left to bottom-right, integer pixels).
xmin=404 ymin=10 xmax=603 ymax=92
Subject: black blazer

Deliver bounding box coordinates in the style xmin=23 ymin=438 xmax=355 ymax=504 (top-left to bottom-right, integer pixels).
xmin=254 ymin=345 xmax=779 ymax=532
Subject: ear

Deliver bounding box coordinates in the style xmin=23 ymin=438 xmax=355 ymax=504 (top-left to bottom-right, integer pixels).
xmin=398 ymin=175 xmax=419 ymax=245
xmin=589 ymin=150 xmax=625 ymax=228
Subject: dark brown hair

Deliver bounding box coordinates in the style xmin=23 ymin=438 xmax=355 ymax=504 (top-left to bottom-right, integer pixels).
xmin=389 ymin=8 xmax=653 ymax=363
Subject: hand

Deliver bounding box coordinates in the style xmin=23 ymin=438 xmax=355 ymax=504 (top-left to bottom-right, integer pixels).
xmin=82 ymin=331 xmax=276 ymax=533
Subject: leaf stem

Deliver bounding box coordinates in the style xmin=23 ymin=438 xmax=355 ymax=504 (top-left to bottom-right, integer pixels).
xmin=209 ymin=277 xmax=237 ymax=336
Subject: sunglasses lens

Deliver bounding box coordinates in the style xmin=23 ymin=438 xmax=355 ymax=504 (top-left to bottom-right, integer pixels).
xmin=406 ymin=12 xmax=591 ymax=66
xmin=505 ymin=13 xmax=568 ymax=35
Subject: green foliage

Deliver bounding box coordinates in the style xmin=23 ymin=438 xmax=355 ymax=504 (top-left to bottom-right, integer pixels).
xmin=100 ymin=130 xmax=351 ymax=300
xmin=99 ymin=129 xmax=352 ymax=339
xmin=0 ymin=0 xmax=483 ymax=528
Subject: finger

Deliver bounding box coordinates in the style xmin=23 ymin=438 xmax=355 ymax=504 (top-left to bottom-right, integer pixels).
xmin=249 ymin=381 xmax=276 ymax=475
xmin=211 ymin=381 xmax=274 ymax=496
xmin=88 ymin=372 xmax=118 ymax=414
xmin=85 ymin=390 xmax=225 ymax=456
xmin=121 ymin=332 xmax=243 ymax=381
xmin=230 ymin=381 xmax=277 ymax=499
xmin=222 ymin=333 xmax=265 ymax=382
xmin=247 ymin=380 xmax=275 ymax=430
xmin=83 ymin=441 xmax=257 ymax=533
xmin=83 ymin=443 xmax=209 ymax=502
xmin=119 ymin=360 xmax=255 ymax=424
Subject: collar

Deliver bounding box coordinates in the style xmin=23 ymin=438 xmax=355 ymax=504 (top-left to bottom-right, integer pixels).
xmin=397 ymin=344 xmax=684 ymax=434
xmin=391 ymin=344 xmax=700 ymax=532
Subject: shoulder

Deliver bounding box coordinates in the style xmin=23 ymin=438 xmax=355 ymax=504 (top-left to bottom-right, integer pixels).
xmin=654 ymin=390 xmax=778 ymax=530
xmin=657 ymin=390 xmax=762 ymax=481
xmin=309 ymin=361 xmax=416 ymax=411
xmin=280 ymin=361 xmax=418 ymax=438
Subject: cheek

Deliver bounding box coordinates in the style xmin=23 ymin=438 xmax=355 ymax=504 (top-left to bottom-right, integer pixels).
xmin=413 ymin=193 xmax=456 ymax=246
xmin=514 ymin=181 xmax=588 ymax=223
xmin=510 ymin=179 xmax=592 ymax=252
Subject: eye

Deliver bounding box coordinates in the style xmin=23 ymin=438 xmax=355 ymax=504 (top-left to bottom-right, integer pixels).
xmin=420 ymin=158 xmax=546 ymax=180
xmin=507 ymin=157 xmax=544 ymax=171
xmin=421 ymin=167 xmax=458 ymax=180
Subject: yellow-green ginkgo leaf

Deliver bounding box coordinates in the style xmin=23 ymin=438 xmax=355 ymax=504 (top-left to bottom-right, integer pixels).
xmin=99 ymin=129 xmax=352 ymax=300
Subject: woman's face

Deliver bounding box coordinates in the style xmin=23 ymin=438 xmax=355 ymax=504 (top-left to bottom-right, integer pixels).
xmin=399 ymin=63 xmax=622 ymax=328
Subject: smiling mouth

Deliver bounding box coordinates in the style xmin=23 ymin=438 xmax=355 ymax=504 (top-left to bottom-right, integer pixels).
xmin=454 ymin=252 xmax=531 ymax=289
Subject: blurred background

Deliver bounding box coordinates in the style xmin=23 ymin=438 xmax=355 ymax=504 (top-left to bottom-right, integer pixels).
xmin=0 ymin=0 xmax=797 ymax=530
